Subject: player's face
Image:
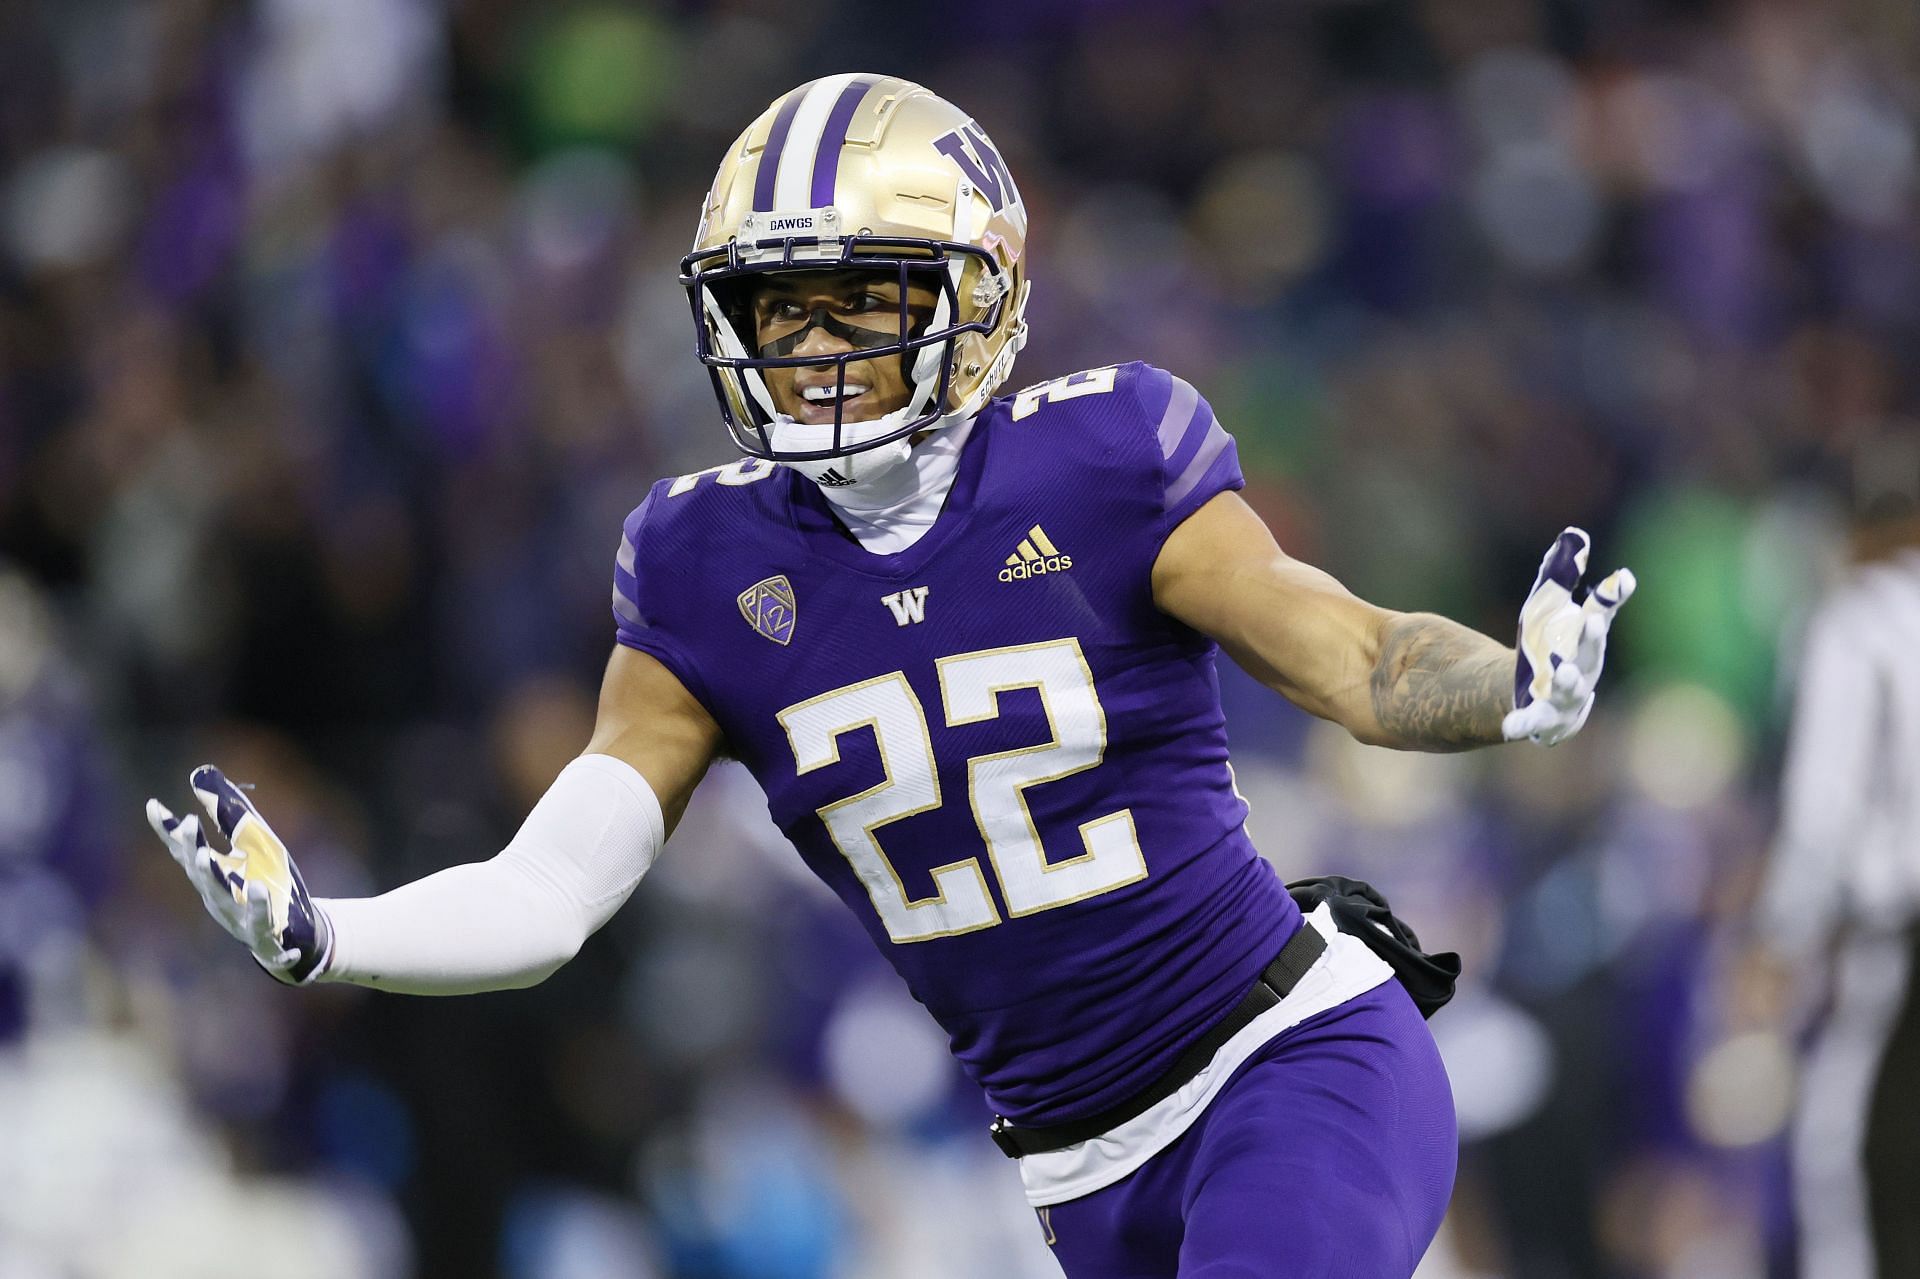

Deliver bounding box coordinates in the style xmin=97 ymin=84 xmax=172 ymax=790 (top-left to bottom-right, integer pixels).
xmin=750 ymin=270 xmax=938 ymax=424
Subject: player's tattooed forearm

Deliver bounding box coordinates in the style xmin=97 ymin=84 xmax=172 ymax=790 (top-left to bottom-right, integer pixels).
xmin=1368 ymin=614 xmax=1513 ymax=752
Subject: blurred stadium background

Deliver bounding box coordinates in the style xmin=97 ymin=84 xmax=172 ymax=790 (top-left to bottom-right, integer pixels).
xmin=1 ymin=0 xmax=1913 ymax=1275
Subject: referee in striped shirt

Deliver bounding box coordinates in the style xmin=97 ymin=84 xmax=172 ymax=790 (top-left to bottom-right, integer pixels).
xmin=1747 ymin=431 xmax=1920 ymax=1279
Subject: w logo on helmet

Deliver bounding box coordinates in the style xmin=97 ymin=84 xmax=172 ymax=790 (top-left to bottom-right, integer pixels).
xmin=933 ymin=123 xmax=1021 ymax=215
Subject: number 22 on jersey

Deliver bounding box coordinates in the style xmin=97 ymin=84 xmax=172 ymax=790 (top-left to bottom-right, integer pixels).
xmin=777 ymin=638 xmax=1147 ymax=943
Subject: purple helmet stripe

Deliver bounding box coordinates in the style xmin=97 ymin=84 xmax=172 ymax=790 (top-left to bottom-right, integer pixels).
xmin=754 ymin=89 xmax=806 ymax=211
xmin=809 ymin=77 xmax=876 ymax=208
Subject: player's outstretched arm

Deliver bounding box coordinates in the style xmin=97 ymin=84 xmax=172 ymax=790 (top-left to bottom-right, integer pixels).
xmin=147 ymin=647 xmax=722 ymax=992
xmin=1152 ymin=494 xmax=1633 ymax=752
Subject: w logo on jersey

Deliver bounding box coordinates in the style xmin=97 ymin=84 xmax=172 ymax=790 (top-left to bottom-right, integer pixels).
xmin=880 ymin=587 xmax=930 ymax=626
xmin=933 ymin=123 xmax=1022 ymax=216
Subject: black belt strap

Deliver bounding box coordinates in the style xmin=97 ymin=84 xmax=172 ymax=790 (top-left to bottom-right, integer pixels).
xmin=990 ymin=923 xmax=1328 ymax=1158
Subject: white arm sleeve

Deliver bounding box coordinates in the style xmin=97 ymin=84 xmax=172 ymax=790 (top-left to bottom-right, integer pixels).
xmin=314 ymin=753 xmax=665 ymax=994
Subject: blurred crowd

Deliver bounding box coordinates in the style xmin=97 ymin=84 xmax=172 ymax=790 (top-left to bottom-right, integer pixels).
xmin=2 ymin=0 xmax=1916 ymax=1276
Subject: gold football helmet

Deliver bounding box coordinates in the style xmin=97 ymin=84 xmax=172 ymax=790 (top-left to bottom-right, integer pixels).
xmin=682 ymin=74 xmax=1031 ymax=463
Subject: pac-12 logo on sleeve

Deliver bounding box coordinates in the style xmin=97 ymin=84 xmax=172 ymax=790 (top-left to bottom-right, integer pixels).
xmin=738 ymin=575 xmax=797 ymax=645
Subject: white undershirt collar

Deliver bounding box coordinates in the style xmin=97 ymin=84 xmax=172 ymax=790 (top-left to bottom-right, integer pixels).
xmin=806 ymin=415 xmax=975 ymax=554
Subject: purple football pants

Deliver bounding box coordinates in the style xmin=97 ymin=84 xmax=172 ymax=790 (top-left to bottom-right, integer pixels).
xmin=1037 ymin=980 xmax=1457 ymax=1278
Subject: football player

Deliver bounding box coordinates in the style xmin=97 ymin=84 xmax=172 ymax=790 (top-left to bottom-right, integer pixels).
xmin=150 ymin=76 xmax=1634 ymax=1276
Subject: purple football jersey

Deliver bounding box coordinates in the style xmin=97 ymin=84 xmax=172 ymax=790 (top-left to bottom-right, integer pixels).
xmin=612 ymin=362 xmax=1302 ymax=1126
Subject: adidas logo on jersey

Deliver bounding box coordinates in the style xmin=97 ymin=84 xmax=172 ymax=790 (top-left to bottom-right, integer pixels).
xmin=999 ymin=525 xmax=1072 ymax=582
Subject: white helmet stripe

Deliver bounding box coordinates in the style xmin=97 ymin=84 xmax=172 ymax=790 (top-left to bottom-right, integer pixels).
xmin=772 ymin=73 xmax=864 ymax=210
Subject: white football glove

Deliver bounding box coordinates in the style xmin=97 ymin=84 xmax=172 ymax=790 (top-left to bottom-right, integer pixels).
xmin=146 ymin=765 xmax=333 ymax=984
xmin=1501 ymin=527 xmax=1636 ymax=747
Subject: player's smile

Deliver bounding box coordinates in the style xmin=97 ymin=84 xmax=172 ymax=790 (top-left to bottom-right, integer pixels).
xmin=751 ymin=270 xmax=938 ymax=425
